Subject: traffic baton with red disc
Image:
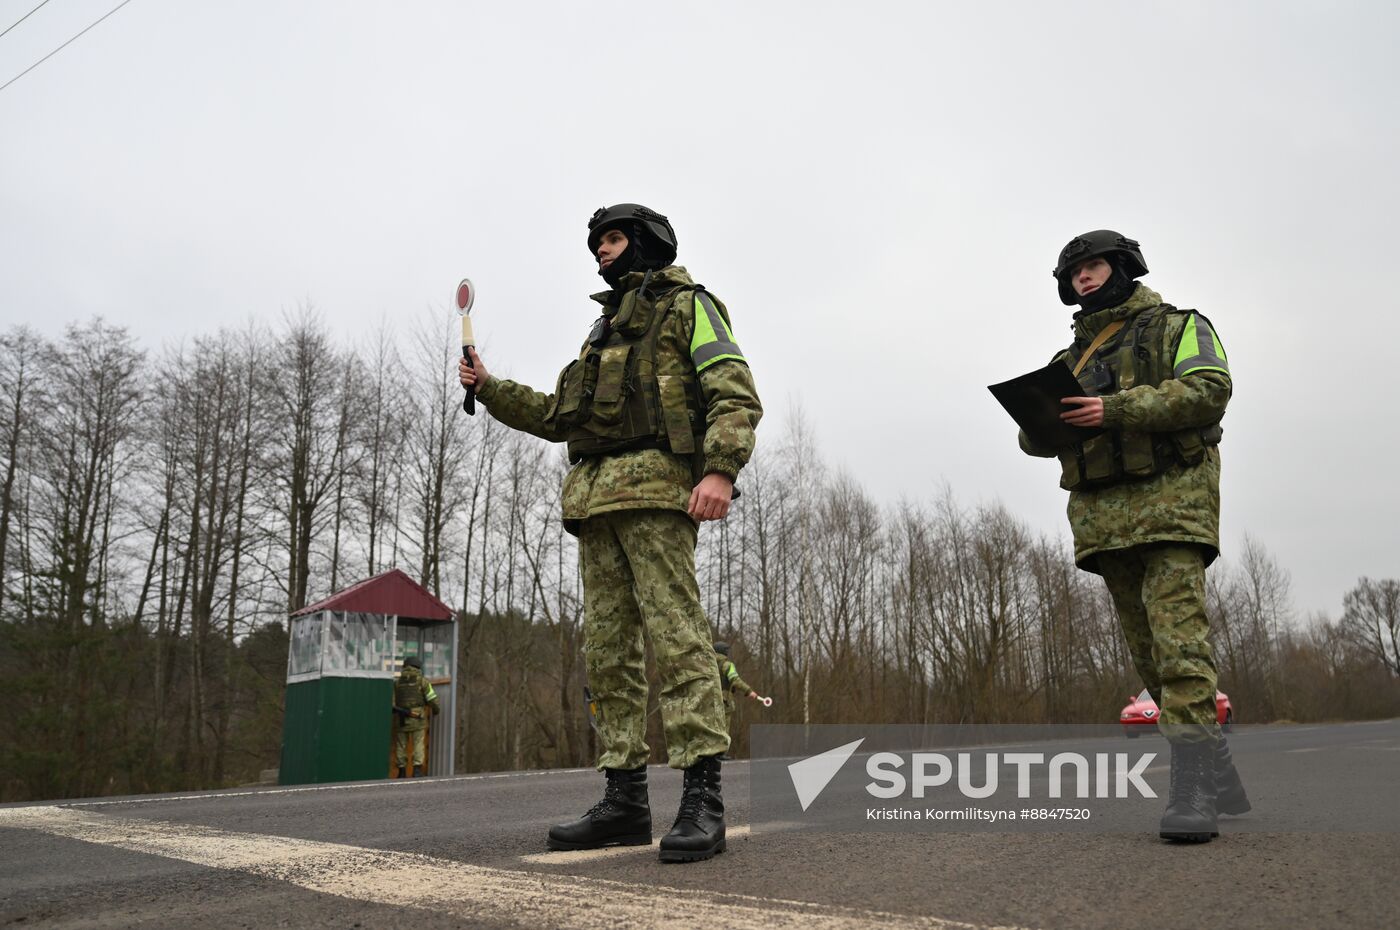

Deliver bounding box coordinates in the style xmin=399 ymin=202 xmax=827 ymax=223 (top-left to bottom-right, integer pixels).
xmin=456 ymin=278 xmax=476 ymax=415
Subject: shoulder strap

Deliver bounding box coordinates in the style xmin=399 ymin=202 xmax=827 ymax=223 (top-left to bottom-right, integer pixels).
xmin=1130 ymin=304 xmax=1166 ymax=350
xmin=1071 ymin=321 xmax=1125 ymax=376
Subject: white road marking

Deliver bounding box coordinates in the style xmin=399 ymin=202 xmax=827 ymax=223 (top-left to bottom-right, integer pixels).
xmin=63 ymin=765 xmax=598 ymax=807
xmin=61 ymin=760 xmax=755 ymax=808
xmin=520 ymin=825 xmax=753 ymax=864
xmin=0 ymin=807 xmax=1024 ymax=930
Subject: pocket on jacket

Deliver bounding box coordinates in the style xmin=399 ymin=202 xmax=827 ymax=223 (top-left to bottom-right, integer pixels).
xmin=589 ymin=344 xmax=633 ymax=426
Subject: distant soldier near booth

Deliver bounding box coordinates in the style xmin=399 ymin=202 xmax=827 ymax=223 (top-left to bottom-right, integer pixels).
xmin=393 ymin=656 xmax=439 ymax=778
xmin=459 ymin=203 xmax=762 ymax=862
xmin=1018 ymin=230 xmax=1250 ymax=842
xmin=713 ymin=641 xmax=762 ymax=737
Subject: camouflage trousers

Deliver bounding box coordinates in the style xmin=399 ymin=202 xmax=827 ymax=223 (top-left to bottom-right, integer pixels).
xmin=394 ymin=727 xmax=427 ymax=770
xmin=579 ymin=509 xmax=730 ymax=770
xmin=1099 ymin=543 xmax=1219 ymax=739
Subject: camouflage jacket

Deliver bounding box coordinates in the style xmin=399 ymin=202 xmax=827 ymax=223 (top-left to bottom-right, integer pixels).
xmin=718 ymin=656 xmax=753 ymax=696
xmin=1020 ymin=285 xmax=1232 ymax=573
xmin=394 ymin=668 xmax=439 ymax=733
xmin=478 ymin=265 xmax=762 ymax=533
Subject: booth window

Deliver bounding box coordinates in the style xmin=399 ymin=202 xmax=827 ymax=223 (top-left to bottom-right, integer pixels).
xmin=421 ymin=621 xmax=453 ymax=679
xmin=324 ymin=611 xmax=395 ymax=676
xmin=288 ymin=612 xmax=324 ymax=679
xmin=395 ymin=620 xmax=451 ymax=678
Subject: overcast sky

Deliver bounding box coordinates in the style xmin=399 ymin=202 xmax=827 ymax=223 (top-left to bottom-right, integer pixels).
xmin=2 ymin=1 xmax=1397 ymax=619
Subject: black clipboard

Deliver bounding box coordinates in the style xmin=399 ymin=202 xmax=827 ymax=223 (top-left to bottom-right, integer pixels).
xmin=988 ymin=361 xmax=1105 ymax=449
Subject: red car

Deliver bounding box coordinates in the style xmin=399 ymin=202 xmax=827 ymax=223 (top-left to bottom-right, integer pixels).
xmin=1120 ymin=689 xmax=1234 ymax=736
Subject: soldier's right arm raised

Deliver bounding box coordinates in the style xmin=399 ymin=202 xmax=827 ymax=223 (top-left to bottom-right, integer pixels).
xmin=461 ymin=349 xmax=570 ymax=442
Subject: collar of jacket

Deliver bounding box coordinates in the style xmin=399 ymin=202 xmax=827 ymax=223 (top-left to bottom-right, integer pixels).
xmin=590 ymin=264 xmax=695 ymax=308
xmin=1071 ymin=283 xmax=1164 ymax=340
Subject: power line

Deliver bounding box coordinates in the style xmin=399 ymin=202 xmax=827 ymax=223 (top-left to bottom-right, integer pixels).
xmin=0 ymin=0 xmax=137 ymax=95
xmin=0 ymin=0 xmax=56 ymax=41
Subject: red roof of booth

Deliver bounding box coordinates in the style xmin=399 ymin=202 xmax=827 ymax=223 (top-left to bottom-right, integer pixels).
xmin=290 ymin=568 xmax=454 ymax=621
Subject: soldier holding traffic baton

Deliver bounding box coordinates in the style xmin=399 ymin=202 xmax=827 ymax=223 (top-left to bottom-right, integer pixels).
xmin=458 ymin=203 xmax=762 ymax=863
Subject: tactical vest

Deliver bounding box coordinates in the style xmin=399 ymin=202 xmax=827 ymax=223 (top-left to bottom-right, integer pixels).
xmin=395 ymin=670 xmax=425 ymax=710
xmin=545 ymin=282 xmax=712 ymax=463
xmin=1058 ymin=304 xmax=1224 ymax=491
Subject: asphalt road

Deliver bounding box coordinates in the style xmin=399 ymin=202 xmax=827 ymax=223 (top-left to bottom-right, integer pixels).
xmin=2 ymin=720 xmax=1397 ymax=930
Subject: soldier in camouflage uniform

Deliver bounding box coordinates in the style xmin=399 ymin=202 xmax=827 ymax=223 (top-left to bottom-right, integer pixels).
xmin=713 ymin=641 xmax=758 ymax=737
xmin=458 ymin=203 xmax=761 ymax=862
xmin=393 ymin=656 xmax=439 ymax=778
xmin=1019 ymin=230 xmax=1248 ymax=842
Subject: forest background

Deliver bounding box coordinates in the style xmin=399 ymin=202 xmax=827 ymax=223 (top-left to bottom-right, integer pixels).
xmin=1 ymin=315 xmax=1397 ymax=802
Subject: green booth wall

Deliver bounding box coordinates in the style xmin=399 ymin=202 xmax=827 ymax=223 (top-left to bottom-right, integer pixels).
xmin=280 ymin=676 xmax=393 ymax=785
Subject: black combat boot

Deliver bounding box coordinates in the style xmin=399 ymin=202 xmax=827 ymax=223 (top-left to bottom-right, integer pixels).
xmin=1159 ymin=739 xmax=1219 ymax=842
xmin=659 ymin=755 xmax=725 ymax=863
xmin=395 ymin=766 xmax=406 ymax=779
xmin=1215 ymin=736 xmax=1251 ymax=815
xmin=547 ymin=766 xmax=652 ymax=851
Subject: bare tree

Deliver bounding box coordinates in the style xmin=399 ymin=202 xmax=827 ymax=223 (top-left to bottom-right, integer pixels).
xmin=1342 ymin=577 xmax=1400 ymax=677
xmin=358 ymin=321 xmax=409 ymax=578
xmin=0 ymin=326 xmax=45 ymax=613
xmin=405 ymin=309 xmax=467 ymax=598
xmin=35 ymin=320 xmax=145 ymax=631
xmin=266 ymin=307 xmax=350 ymax=612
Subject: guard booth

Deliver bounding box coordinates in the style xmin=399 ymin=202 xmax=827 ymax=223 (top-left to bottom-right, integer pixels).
xmin=279 ymin=568 xmax=457 ymax=785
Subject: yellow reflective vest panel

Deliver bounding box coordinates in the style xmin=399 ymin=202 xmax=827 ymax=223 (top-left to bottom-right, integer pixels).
xmin=1172 ymin=313 xmax=1229 ymax=378
xmin=690 ymin=290 xmax=746 ymax=372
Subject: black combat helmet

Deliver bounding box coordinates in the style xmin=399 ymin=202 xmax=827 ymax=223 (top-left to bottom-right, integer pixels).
xmin=1052 ymin=230 xmax=1149 ymax=305
xmin=713 ymin=642 xmax=730 ymax=656
xmin=402 ymin=656 xmax=422 ymax=670
xmin=587 ymin=203 xmax=678 ymax=269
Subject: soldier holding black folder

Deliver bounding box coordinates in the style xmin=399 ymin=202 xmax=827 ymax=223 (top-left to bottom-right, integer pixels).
xmin=1013 ymin=230 xmax=1248 ymax=843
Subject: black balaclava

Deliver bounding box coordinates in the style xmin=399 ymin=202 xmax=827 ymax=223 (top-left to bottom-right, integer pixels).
xmin=1072 ymin=258 xmax=1138 ymax=316
xmin=598 ymin=223 xmax=646 ymax=287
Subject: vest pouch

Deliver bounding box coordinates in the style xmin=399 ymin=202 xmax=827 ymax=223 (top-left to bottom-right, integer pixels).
xmin=1080 ymin=433 xmax=1117 ymax=485
xmin=549 ymin=356 xmax=598 ymax=429
xmin=1119 ymin=431 xmax=1157 ymax=477
xmin=1057 ymin=449 xmax=1084 ymax=491
xmin=611 ymin=289 xmax=655 ymax=336
xmin=1114 ymin=349 xmax=1136 ymax=390
xmin=1169 ymin=428 xmax=1207 ymax=466
xmin=543 ymin=363 xmax=566 ymax=425
xmin=588 ymin=344 xmax=634 ymax=429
